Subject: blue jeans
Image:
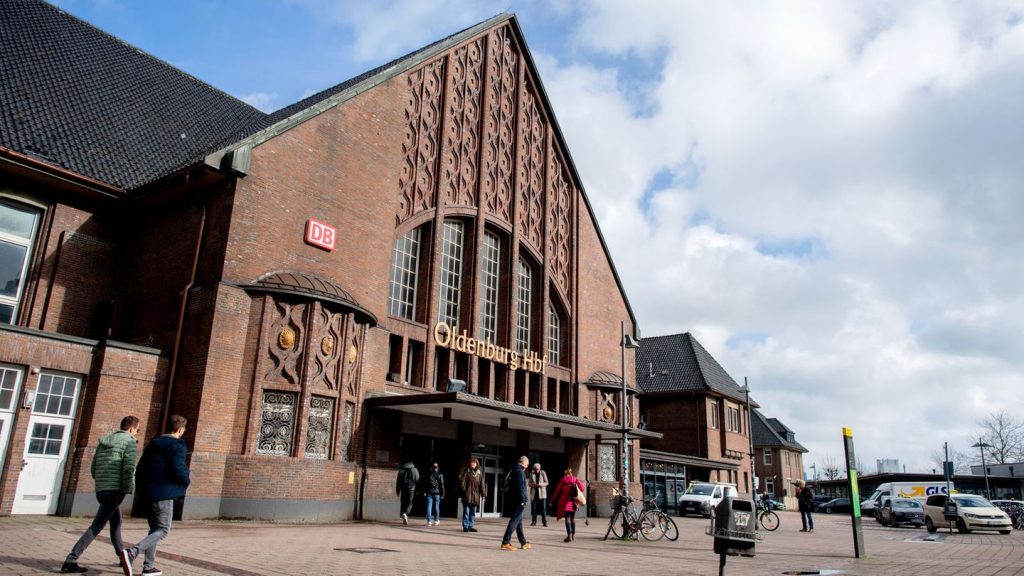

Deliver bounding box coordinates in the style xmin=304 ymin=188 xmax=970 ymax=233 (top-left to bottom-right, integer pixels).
xmin=425 ymin=494 xmax=441 ymax=523
xmin=131 ymin=498 xmax=173 ymax=571
xmin=462 ymin=503 xmax=477 ymax=529
xmin=801 ymin=508 xmax=814 ymax=530
xmin=502 ymin=501 xmax=527 ymax=545
xmin=65 ymin=490 xmax=126 ymax=562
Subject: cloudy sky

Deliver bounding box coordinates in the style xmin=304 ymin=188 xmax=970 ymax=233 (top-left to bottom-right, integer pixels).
xmin=54 ymin=0 xmax=1024 ymax=475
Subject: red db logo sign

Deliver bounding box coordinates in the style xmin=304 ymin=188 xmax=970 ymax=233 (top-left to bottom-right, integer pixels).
xmin=304 ymin=218 xmax=336 ymax=251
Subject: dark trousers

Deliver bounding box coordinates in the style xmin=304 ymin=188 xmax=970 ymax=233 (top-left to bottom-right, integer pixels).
xmin=564 ymin=510 xmax=576 ymax=535
xmin=502 ymin=502 xmax=527 ymax=545
xmin=531 ymin=497 xmax=547 ymax=524
xmin=400 ymin=489 xmax=415 ymax=516
xmin=800 ymin=508 xmax=814 ymax=530
xmin=65 ymin=490 xmax=127 ymax=562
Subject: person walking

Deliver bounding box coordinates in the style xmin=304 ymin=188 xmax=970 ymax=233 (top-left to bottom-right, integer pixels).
xmin=500 ymin=455 xmax=531 ymax=550
xmin=425 ymin=462 xmax=445 ymax=526
xmin=795 ymin=479 xmax=815 ymax=533
xmin=548 ymin=468 xmax=586 ymax=542
xmin=119 ymin=415 xmax=191 ymax=576
xmin=60 ymin=416 xmax=140 ymax=574
xmin=528 ymin=462 xmax=549 ymax=527
xmin=460 ymin=458 xmax=485 ymax=532
xmin=396 ymin=461 xmax=419 ymax=525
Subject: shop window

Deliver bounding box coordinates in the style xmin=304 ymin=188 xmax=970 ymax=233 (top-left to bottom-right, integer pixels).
xmin=388 ymin=227 xmax=421 ymax=320
xmin=437 ymin=220 xmax=465 ymax=326
xmin=304 ymin=396 xmax=334 ymax=460
xmin=257 ymin=391 xmax=297 ymax=456
xmin=478 ymin=231 xmax=501 ymax=343
xmin=0 ymin=198 xmax=41 ymax=324
xmin=515 ymin=257 xmax=532 ymax=353
xmin=709 ymin=399 xmax=719 ymax=429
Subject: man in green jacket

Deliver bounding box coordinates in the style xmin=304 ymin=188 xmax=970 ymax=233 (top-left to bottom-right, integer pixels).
xmin=60 ymin=415 xmax=140 ymax=574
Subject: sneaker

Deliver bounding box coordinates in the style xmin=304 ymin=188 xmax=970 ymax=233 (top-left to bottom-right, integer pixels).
xmin=118 ymin=548 xmax=135 ymax=576
xmin=434 ymin=520 xmax=440 ymax=526
xmin=563 ymin=536 xmax=572 ymax=542
xmin=468 ymin=527 xmax=478 ymax=532
xmin=799 ymin=528 xmax=807 ymax=532
xmin=530 ymin=521 xmax=536 ymax=526
xmin=401 ymin=513 xmax=408 ymax=526
xmin=520 ymin=542 xmax=531 ymax=549
xmin=500 ymin=543 xmax=516 ymax=551
xmin=59 ymin=563 xmax=88 ymax=574
xmin=142 ymin=569 xmax=162 ymax=576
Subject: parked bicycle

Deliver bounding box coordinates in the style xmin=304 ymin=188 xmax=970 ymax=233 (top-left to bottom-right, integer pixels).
xmin=604 ymin=493 xmax=677 ymax=541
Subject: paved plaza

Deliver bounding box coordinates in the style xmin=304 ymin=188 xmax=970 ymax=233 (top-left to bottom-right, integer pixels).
xmin=1 ymin=511 xmax=1022 ymax=576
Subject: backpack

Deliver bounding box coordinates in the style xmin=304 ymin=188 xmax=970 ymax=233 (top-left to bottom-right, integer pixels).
xmin=502 ymin=469 xmax=516 ymax=496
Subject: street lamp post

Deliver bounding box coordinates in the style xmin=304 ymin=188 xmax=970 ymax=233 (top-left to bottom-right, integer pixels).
xmin=740 ymin=378 xmax=756 ymax=497
xmin=620 ymin=320 xmax=640 ymax=499
xmin=972 ymin=438 xmax=992 ymax=500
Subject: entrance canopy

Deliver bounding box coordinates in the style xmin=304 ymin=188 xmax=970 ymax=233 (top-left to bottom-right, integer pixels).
xmin=365 ymin=392 xmax=662 ymax=441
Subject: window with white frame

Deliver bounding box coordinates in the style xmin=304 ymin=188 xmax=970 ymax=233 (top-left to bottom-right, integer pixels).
xmin=388 ymin=227 xmax=421 ymax=320
xmin=765 ymin=478 xmax=775 ymax=497
xmin=0 ymin=365 xmax=21 ymax=411
xmin=33 ymin=373 xmax=79 ymax=417
xmin=709 ymin=399 xmax=720 ymax=429
xmin=547 ymin=302 xmax=560 ymax=365
xmin=437 ymin=221 xmax=464 ymax=326
xmin=763 ymin=448 xmax=772 ymax=466
xmin=727 ymin=402 xmax=741 ymax=432
xmin=515 ymin=258 xmax=532 ymax=353
xmin=478 ymin=231 xmax=501 ymax=342
xmin=0 ymin=199 xmax=41 ymax=324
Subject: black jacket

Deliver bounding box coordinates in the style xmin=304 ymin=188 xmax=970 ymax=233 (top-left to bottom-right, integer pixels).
xmin=426 ymin=469 xmax=445 ymax=497
xmin=137 ymin=434 xmax=190 ymax=502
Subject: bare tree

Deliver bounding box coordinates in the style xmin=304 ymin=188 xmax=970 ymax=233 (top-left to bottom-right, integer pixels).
xmin=977 ymin=411 xmax=1024 ymax=464
xmin=929 ymin=447 xmax=972 ymax=474
xmin=821 ymin=455 xmax=843 ymax=480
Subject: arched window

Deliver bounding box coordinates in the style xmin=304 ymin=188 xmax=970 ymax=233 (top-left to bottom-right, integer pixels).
xmin=388 ymin=227 xmax=421 ymax=320
xmin=437 ymin=220 xmax=465 ymax=326
xmin=478 ymin=231 xmax=501 ymax=342
xmin=515 ymin=257 xmax=532 ymax=353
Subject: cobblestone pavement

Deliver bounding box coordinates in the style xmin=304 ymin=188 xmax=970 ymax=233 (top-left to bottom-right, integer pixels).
xmin=2 ymin=511 xmax=1022 ymax=575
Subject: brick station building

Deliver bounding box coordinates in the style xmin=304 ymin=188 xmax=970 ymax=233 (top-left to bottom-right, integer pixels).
xmin=0 ymin=1 xmax=659 ymax=520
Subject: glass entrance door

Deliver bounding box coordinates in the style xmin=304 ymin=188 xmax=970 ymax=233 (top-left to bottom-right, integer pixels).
xmin=477 ymin=454 xmax=502 ymax=518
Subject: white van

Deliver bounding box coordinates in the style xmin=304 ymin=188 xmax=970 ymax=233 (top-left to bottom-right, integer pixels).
xmin=677 ymin=482 xmax=738 ymax=517
xmin=861 ymin=482 xmax=953 ymax=517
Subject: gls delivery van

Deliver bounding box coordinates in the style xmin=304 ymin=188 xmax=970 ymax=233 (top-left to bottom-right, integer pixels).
xmin=861 ymin=482 xmax=953 ymax=516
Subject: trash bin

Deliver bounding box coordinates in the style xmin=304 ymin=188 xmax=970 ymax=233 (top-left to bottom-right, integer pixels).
xmin=709 ymin=497 xmax=758 ymax=557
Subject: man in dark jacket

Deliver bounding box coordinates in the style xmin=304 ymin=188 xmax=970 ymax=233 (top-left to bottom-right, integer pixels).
xmin=60 ymin=416 xmax=140 ymax=574
xmin=500 ymin=455 xmax=531 ymax=550
xmin=795 ymin=479 xmax=815 ymax=533
xmin=120 ymin=415 xmax=190 ymax=576
xmin=396 ymin=461 xmax=419 ymax=525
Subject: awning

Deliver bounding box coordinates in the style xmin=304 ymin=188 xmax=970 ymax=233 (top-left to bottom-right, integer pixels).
xmin=640 ymin=448 xmax=740 ymax=471
xmin=364 ymin=391 xmax=662 ymax=441
xmin=238 ymin=270 xmax=378 ymax=326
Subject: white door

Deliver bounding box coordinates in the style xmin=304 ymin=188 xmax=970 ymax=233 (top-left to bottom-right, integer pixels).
xmin=478 ymin=455 xmax=502 ymax=518
xmin=12 ymin=372 xmax=81 ymax=515
xmin=0 ymin=364 xmax=24 ymax=473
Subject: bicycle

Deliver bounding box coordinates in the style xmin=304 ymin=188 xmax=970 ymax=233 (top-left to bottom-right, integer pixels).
xmin=757 ymin=501 xmax=780 ymax=531
xmin=603 ymin=494 xmax=661 ymax=541
xmin=641 ymin=498 xmax=680 ymax=542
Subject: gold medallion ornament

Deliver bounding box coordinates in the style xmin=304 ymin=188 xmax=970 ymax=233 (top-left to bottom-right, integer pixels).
xmin=348 ymin=344 xmax=358 ymax=364
xmin=602 ymin=406 xmax=614 ymax=421
xmin=278 ymin=327 xmax=296 ymax=349
xmin=321 ymin=336 xmax=335 ymax=356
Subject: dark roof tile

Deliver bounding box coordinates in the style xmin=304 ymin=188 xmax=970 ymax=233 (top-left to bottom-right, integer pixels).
xmin=636 ymin=332 xmax=749 ymax=403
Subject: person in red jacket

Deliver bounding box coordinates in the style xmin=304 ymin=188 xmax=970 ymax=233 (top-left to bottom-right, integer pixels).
xmin=549 ymin=468 xmax=586 ymax=542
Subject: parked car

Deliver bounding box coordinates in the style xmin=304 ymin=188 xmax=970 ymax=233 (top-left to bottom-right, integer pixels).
xmin=811 ymin=495 xmax=832 ymax=508
xmin=878 ymin=497 xmax=925 ymax=528
xmin=678 ymin=482 xmax=737 ymax=517
xmin=924 ymin=494 xmax=1012 ymax=534
xmin=862 ymin=481 xmax=952 ymax=518
xmin=816 ymin=498 xmax=851 ymax=514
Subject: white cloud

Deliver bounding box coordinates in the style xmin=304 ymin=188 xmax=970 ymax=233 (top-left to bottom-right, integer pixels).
xmin=239 ymin=91 xmax=279 ymax=112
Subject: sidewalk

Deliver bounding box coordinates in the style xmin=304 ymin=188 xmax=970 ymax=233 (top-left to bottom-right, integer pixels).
xmin=2 ymin=511 xmax=1022 ymax=575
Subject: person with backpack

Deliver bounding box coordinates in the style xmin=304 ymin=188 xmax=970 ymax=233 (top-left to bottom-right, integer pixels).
xmin=500 ymin=455 xmax=531 ymax=550
xmin=424 ymin=462 xmax=445 ymax=526
xmin=459 ymin=458 xmax=485 ymax=532
xmin=396 ymin=461 xmax=419 ymax=525
xmin=549 ymin=468 xmax=586 ymax=542
xmin=60 ymin=416 xmax=140 ymax=574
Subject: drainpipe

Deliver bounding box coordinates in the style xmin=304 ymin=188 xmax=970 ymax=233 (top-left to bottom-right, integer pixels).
xmin=160 ymin=178 xmax=207 ymax=432
xmin=357 ymin=405 xmax=375 ymax=520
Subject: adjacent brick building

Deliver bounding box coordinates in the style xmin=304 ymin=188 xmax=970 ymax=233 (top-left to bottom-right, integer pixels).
xmin=751 ymin=409 xmax=807 ymax=510
xmin=0 ymin=0 xmax=657 ymax=520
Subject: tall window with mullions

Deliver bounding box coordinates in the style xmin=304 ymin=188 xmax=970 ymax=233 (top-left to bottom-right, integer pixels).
xmin=547 ymin=302 xmax=560 ymax=365
xmin=0 ymin=199 xmax=40 ymax=324
xmin=478 ymin=231 xmax=501 ymax=343
xmin=388 ymin=227 xmax=421 ymax=320
xmin=437 ymin=221 xmax=464 ymax=326
xmin=515 ymin=258 xmax=532 ymax=353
